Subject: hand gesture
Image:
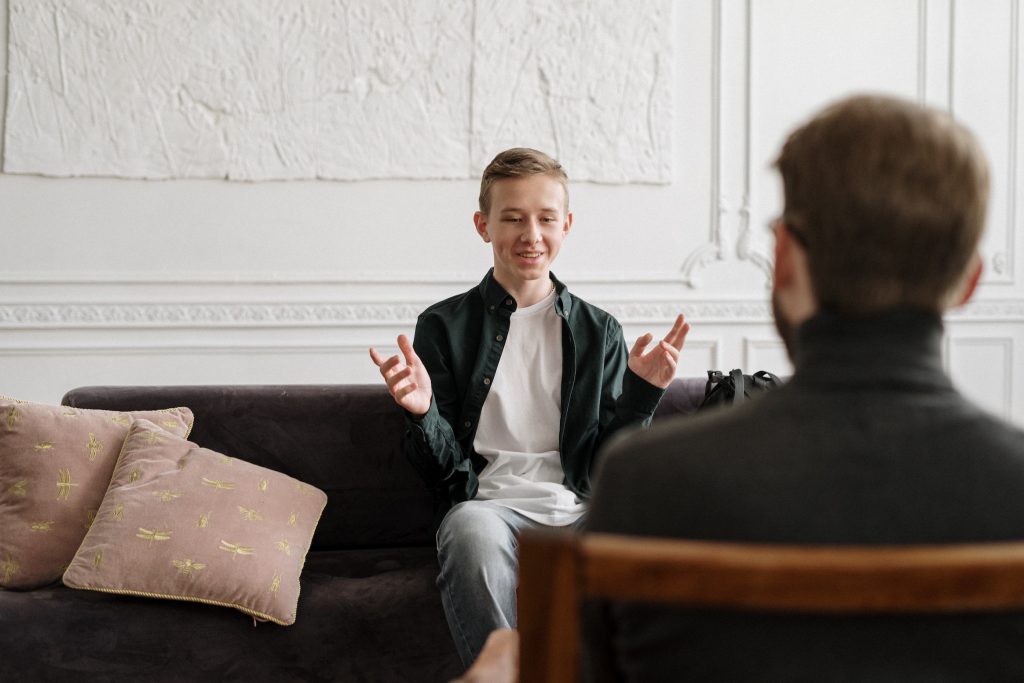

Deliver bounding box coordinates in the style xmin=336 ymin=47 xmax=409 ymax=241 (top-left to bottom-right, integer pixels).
xmin=369 ymin=334 xmax=433 ymax=416
xmin=627 ymin=314 xmax=690 ymax=389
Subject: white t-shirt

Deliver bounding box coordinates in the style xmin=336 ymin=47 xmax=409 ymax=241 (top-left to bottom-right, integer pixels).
xmin=473 ymin=289 xmax=587 ymax=526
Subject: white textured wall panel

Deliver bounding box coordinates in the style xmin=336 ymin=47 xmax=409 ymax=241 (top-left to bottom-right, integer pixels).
xmin=471 ymin=0 xmax=672 ymax=183
xmin=4 ymin=0 xmax=474 ymax=180
xmin=4 ymin=0 xmax=671 ymax=183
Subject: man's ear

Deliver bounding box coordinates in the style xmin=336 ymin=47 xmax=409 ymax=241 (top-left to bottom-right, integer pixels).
xmin=473 ymin=211 xmax=490 ymax=243
xmin=563 ymin=212 xmax=573 ymax=237
xmin=773 ymin=223 xmax=796 ymax=288
xmin=953 ymin=253 xmax=984 ymax=307
xmin=773 ymin=222 xmax=819 ymax=324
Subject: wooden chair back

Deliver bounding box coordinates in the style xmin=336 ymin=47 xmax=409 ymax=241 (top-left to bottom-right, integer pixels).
xmin=517 ymin=531 xmax=1024 ymax=682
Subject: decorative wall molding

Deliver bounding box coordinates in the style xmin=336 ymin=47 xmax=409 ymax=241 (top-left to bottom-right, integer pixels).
xmin=603 ymin=301 xmax=772 ymax=324
xmin=949 ymin=0 xmax=957 ymax=111
xmin=948 ymin=0 xmax=1020 ymax=285
xmin=1005 ymin=0 xmax=1020 ymax=282
xmin=681 ymin=0 xmax=725 ymax=289
xmin=985 ymin=0 xmax=1020 ymax=283
xmin=947 ymin=299 xmax=1024 ymax=320
xmin=680 ymin=0 xmax=783 ymax=290
xmin=733 ymin=0 xmax=773 ymax=286
xmin=0 ymin=300 xmax=776 ymax=328
xmin=0 ymin=303 xmax=426 ymax=328
xmin=920 ymin=0 xmax=953 ymax=108
xmin=918 ymin=0 xmax=927 ymax=102
xmin=3 ymin=298 xmax=1024 ymax=330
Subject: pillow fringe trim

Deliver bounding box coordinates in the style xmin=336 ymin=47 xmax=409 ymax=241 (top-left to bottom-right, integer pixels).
xmin=59 ymin=581 xmax=295 ymax=626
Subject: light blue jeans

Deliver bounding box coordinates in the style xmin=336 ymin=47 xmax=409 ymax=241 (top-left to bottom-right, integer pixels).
xmin=436 ymin=500 xmax=585 ymax=666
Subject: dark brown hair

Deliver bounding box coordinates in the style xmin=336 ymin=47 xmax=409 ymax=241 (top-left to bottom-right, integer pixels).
xmin=775 ymin=94 xmax=989 ymax=313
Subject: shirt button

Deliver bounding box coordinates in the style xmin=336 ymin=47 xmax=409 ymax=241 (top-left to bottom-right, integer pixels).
xmin=505 ymin=298 xmax=513 ymax=306
xmin=464 ymin=420 xmax=471 ymax=428
xmin=496 ymin=334 xmax=504 ymax=342
xmin=489 ymin=305 xmax=495 ymax=312
xmin=483 ymin=377 xmax=491 ymax=385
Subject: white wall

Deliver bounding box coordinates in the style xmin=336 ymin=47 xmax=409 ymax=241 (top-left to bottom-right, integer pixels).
xmin=1 ymin=0 xmax=1022 ymax=426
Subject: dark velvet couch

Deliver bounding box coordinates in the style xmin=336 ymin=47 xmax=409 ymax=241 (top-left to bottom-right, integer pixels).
xmin=0 ymin=380 xmax=706 ymax=682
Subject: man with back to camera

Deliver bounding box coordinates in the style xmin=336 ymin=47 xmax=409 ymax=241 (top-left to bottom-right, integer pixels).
xmin=369 ymin=147 xmax=689 ymax=667
xmin=585 ymin=94 xmax=1024 ymax=680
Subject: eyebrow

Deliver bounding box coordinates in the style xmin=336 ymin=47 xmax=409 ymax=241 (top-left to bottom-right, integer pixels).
xmin=499 ymin=206 xmax=559 ymax=213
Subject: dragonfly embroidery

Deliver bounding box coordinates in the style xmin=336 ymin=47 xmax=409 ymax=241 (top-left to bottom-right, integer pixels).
xmin=56 ymin=469 xmax=76 ymax=501
xmin=218 ymin=541 xmax=255 ymax=559
xmin=202 ymin=478 xmax=236 ymax=491
xmin=136 ymin=528 xmax=172 ymax=543
xmin=86 ymin=433 xmax=102 ymax=461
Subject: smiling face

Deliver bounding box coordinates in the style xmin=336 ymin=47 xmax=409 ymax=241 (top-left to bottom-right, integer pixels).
xmin=474 ymin=173 xmax=573 ymax=303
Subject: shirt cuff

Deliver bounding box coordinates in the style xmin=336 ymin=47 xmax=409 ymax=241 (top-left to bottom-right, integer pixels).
xmin=404 ymin=397 xmax=440 ymax=433
xmin=622 ymin=368 xmax=667 ymax=416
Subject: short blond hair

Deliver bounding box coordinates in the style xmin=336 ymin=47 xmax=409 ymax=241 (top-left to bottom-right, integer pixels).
xmin=775 ymin=94 xmax=989 ymax=314
xmin=478 ymin=148 xmax=569 ymax=215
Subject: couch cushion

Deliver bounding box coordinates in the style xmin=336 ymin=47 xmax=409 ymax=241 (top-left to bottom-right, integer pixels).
xmin=2 ymin=547 xmax=462 ymax=682
xmin=0 ymin=397 xmax=193 ymax=589
xmin=63 ymin=420 xmax=327 ymax=626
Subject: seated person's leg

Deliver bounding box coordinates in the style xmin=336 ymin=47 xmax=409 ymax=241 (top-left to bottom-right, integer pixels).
xmin=436 ymin=500 xmax=524 ymax=666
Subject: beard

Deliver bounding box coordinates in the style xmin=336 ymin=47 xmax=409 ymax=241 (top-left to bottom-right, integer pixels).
xmin=772 ymin=289 xmax=798 ymax=362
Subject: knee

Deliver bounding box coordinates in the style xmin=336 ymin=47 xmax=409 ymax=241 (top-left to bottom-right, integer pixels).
xmin=437 ymin=502 xmax=512 ymax=555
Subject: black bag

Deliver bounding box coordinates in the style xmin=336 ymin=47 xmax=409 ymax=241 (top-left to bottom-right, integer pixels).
xmin=699 ymin=369 xmax=782 ymax=410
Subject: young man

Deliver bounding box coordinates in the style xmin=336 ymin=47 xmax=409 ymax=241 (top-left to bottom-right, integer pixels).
xmin=586 ymin=95 xmax=1024 ymax=679
xmin=370 ymin=148 xmax=688 ymax=666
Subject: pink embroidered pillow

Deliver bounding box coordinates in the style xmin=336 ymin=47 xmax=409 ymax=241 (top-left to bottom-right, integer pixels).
xmin=0 ymin=397 xmax=193 ymax=589
xmin=63 ymin=419 xmax=327 ymax=626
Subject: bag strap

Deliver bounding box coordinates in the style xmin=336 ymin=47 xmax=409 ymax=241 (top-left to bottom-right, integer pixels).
xmin=729 ymin=368 xmax=745 ymax=405
xmin=705 ymin=370 xmax=723 ymax=398
xmin=751 ymin=371 xmax=782 ymax=390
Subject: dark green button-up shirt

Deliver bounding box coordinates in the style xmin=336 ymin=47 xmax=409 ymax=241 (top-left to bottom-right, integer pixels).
xmin=404 ymin=269 xmax=665 ymax=507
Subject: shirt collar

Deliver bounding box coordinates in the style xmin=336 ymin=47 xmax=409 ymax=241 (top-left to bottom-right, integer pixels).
xmin=477 ymin=268 xmax=573 ymax=315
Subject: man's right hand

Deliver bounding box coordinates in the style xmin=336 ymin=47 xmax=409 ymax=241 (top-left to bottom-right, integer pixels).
xmin=369 ymin=334 xmax=433 ymax=417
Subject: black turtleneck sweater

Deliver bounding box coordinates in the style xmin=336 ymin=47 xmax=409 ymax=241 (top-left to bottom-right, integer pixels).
xmin=585 ymin=309 xmax=1024 ymax=681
